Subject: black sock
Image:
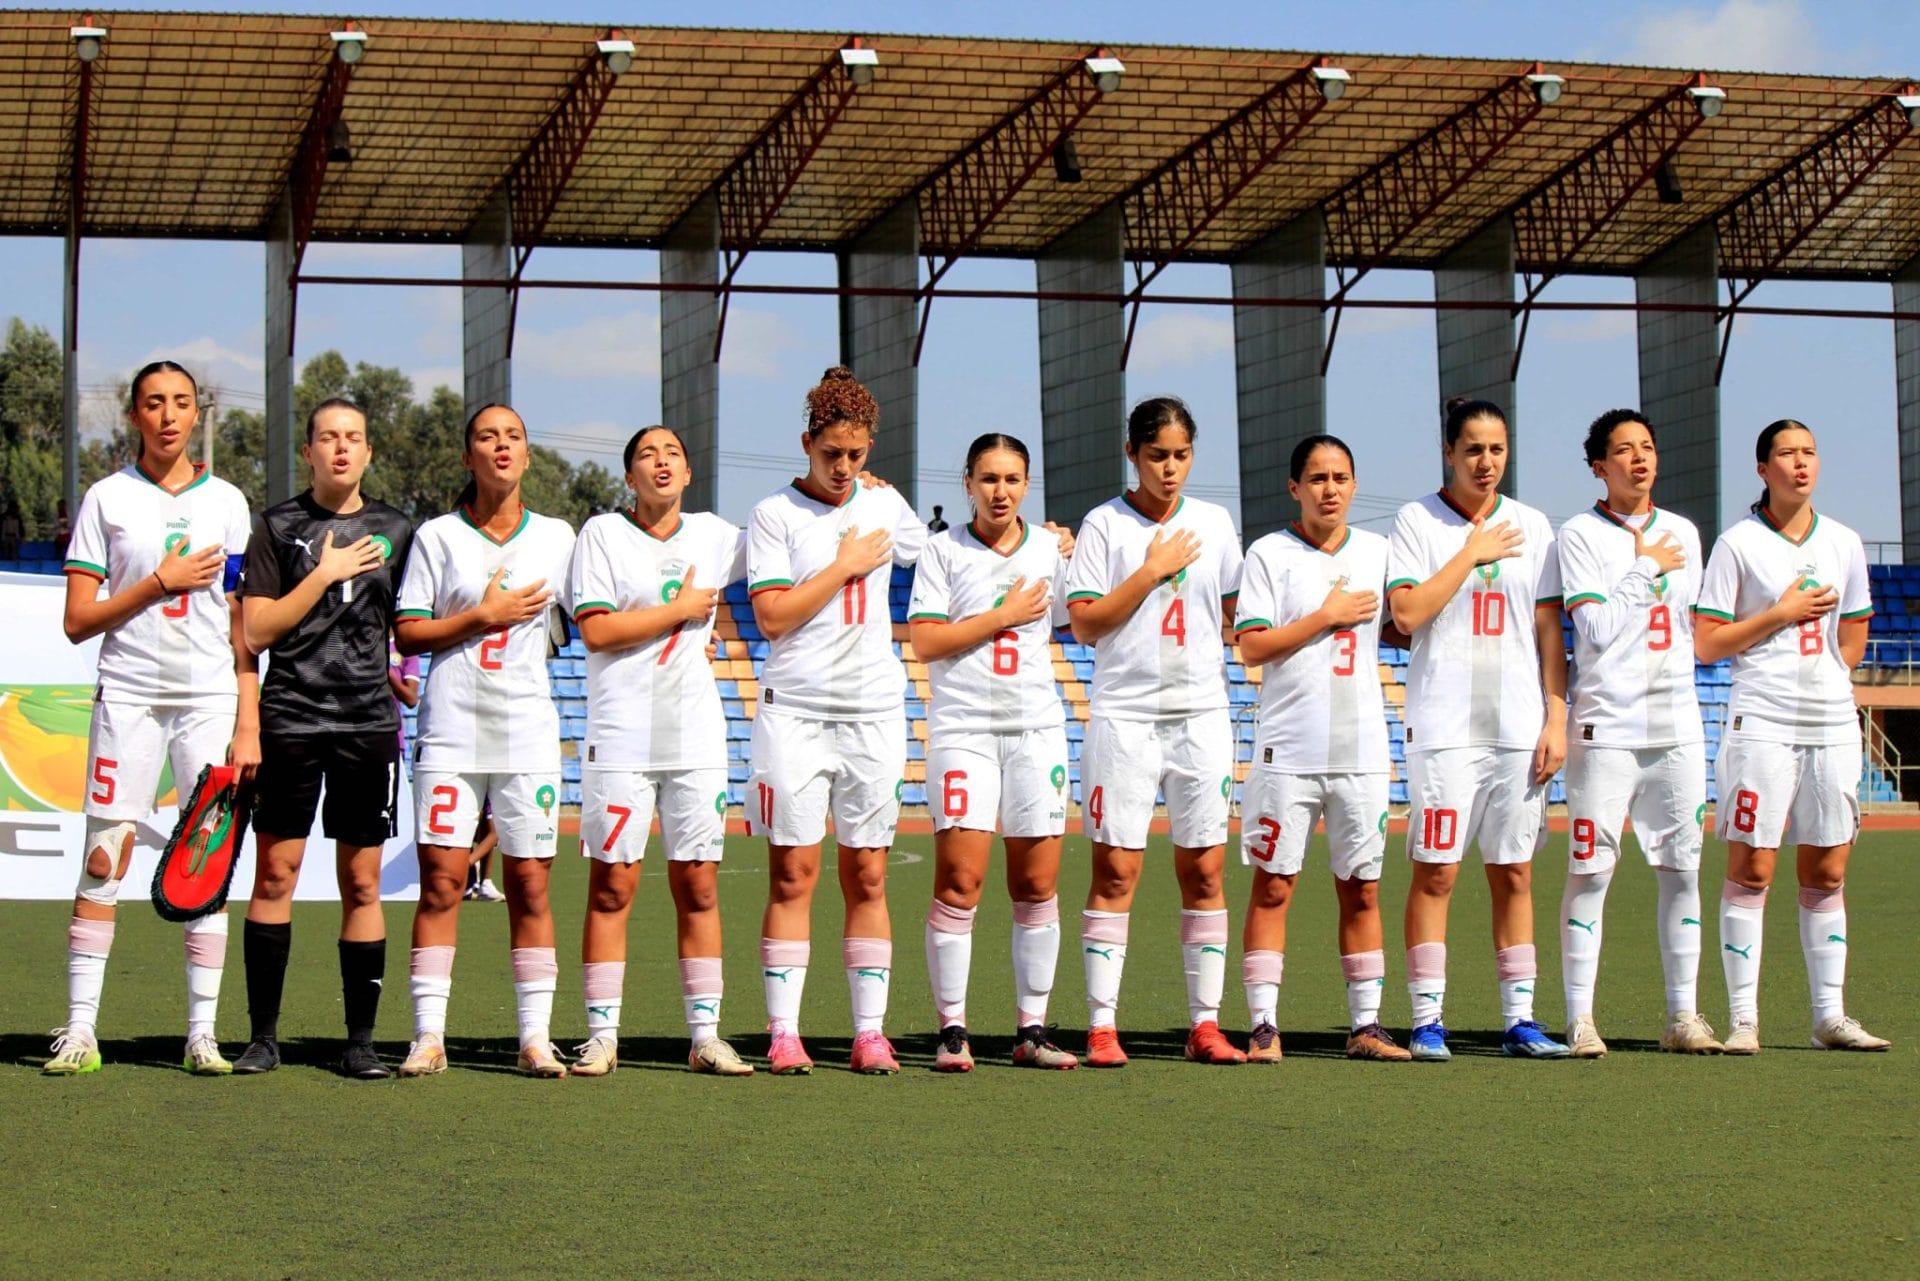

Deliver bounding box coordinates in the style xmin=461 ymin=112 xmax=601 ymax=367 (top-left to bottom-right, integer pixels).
xmin=243 ymin=919 xmax=292 ymax=1043
xmin=339 ymin=938 xmax=386 ymax=1044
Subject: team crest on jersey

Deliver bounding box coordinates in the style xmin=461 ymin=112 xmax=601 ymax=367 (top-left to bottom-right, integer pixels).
xmin=1650 ymin=574 xmax=1668 ymax=600
xmin=1164 ymin=567 xmax=1188 ymax=590
xmin=894 ymin=779 xmax=905 ymax=801
xmin=1694 ymin=802 xmax=1708 ymax=827
xmin=1475 ymin=561 xmax=1501 ymax=584
xmin=535 ymin=784 xmax=556 ymax=815
xmin=993 ymin=575 xmax=1018 ymax=609
xmin=163 ymin=530 xmax=189 ymax=555
xmin=1050 ymin=764 xmax=1067 ymax=792
xmin=1377 ymin=811 xmax=1389 ymax=835
xmin=1796 ymin=561 xmax=1820 ymax=590
xmin=369 ymin=534 xmax=394 ymax=562
xmin=713 ymin=791 xmax=727 ymax=816
xmin=1219 ymin=776 xmax=1231 ymax=799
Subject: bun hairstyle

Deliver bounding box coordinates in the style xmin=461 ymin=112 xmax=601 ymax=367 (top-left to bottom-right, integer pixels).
xmin=623 ymin=424 xmax=689 ymax=474
xmin=1125 ymin=396 xmax=1197 ymax=453
xmin=1289 ymin=433 xmax=1355 ymax=482
xmin=1583 ymin=408 xmax=1653 ymax=465
xmin=804 ymin=366 xmax=879 ymax=437
xmin=1441 ymin=395 xmax=1507 ymax=449
xmin=1751 ymin=418 xmax=1811 ymax=515
xmin=454 ymin=402 xmax=520 ymax=511
xmin=964 ymin=432 xmax=1030 ymax=475
xmin=128 ymin=360 xmax=198 ymax=411
xmin=305 ymin=396 xmax=368 ymax=444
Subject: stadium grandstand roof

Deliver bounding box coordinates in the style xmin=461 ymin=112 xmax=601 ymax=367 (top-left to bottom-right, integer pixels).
xmin=2 ymin=9 xmax=1917 ymax=281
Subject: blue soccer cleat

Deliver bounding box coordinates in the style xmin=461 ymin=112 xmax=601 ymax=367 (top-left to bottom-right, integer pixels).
xmin=1502 ymin=1019 xmax=1572 ymax=1058
xmin=1409 ymin=1022 xmax=1451 ymax=1062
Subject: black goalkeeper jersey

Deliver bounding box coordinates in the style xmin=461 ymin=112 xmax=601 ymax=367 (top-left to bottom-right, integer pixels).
xmin=240 ymin=491 xmax=414 ymax=734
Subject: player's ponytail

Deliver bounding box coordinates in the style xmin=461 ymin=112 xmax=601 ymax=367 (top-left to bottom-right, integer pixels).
xmin=1751 ymin=418 xmax=1809 ymax=515
xmin=1442 ymin=396 xmax=1505 ymax=449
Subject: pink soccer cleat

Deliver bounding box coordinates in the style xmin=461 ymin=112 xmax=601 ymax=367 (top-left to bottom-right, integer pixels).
xmin=849 ymin=1029 xmax=900 ymax=1075
xmin=767 ymin=1030 xmax=814 ymax=1076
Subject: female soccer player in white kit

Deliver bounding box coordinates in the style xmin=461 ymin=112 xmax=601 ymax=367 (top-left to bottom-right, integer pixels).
xmin=1693 ymin=419 xmax=1887 ymax=1054
xmin=568 ymin=426 xmax=753 ymax=1078
xmin=1387 ymin=398 xmax=1570 ymax=1061
xmin=394 ymin=404 xmax=577 ymax=1078
xmin=45 ymin=361 xmax=259 ymax=1077
xmin=746 ymin=367 xmax=927 ymax=1075
xmin=1556 ymin=409 xmax=1723 ymax=1057
xmin=1235 ymin=435 xmax=1412 ymax=1063
xmin=909 ymin=432 xmax=1079 ymax=1072
xmin=1065 ymin=396 xmax=1246 ymax=1068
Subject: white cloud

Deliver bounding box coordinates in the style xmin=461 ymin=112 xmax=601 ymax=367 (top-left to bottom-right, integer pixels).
xmin=407 ymin=365 xmax=465 ymax=396
xmin=1539 ymin=311 xmax=1636 ymax=343
xmin=1130 ymin=311 xmax=1235 ymax=373
xmin=717 ymin=308 xmax=807 ymax=381
xmin=516 ymin=308 xmax=662 ymax=381
xmin=1627 ymin=0 xmax=1828 ymax=72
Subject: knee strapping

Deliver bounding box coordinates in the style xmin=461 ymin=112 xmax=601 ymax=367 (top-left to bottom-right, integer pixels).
xmin=77 ymin=821 xmax=136 ymax=906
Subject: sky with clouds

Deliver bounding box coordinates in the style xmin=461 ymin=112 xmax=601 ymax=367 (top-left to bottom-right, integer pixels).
xmin=3 ymin=0 xmax=1916 ymax=543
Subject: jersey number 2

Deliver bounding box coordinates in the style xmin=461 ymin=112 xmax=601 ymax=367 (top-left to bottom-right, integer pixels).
xmin=478 ymin=626 xmax=509 ymax=670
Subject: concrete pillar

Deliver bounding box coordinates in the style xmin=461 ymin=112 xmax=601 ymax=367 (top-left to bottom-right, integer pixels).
xmin=1897 ymin=254 xmax=1920 ymax=564
xmin=264 ymin=194 xmax=299 ymax=505
xmin=1635 ymin=224 xmax=1720 ymax=537
xmin=838 ymin=201 xmax=920 ymax=510
xmin=1232 ymin=212 xmax=1325 ymax=542
xmin=462 ymin=188 xmax=513 ymax=414
xmin=1036 ymin=204 xmax=1127 ymax=530
xmin=660 ymin=193 xmax=720 ymax=513
xmin=1434 ymin=218 xmax=1518 ymax=495
xmin=61 ymin=214 xmax=80 ymax=516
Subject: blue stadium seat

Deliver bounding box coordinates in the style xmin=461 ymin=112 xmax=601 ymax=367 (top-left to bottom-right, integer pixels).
xmin=562 ymin=758 xmax=582 ymax=783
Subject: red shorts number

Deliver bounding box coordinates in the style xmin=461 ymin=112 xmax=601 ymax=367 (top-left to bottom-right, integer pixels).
xmin=942 ymin=770 xmax=969 ymax=819
xmin=756 ymin=782 xmax=775 ymax=831
xmin=1251 ymin=816 xmax=1281 ymax=861
xmin=1421 ymin=807 xmax=1458 ymax=852
xmin=1648 ymin=604 xmax=1672 ymax=652
xmin=89 ymin=757 xmax=117 ymax=806
xmin=478 ymin=627 xmax=509 ymax=670
xmin=1088 ymin=785 xmax=1105 ymax=829
xmin=427 ymin=784 xmax=460 ymax=836
xmin=1732 ymin=789 xmax=1759 ymax=836
xmin=602 ymin=804 xmax=633 ymax=853
xmin=1571 ymin=817 xmax=1597 ymax=861
xmin=1331 ymin=630 xmax=1357 ymax=676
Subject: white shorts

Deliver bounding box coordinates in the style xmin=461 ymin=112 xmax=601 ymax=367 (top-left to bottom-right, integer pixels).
xmin=1714 ymin=735 xmax=1861 ymax=849
xmin=1406 ymin=747 xmax=1546 ymax=866
xmin=1239 ymin=768 xmax=1388 ymax=881
xmin=415 ymin=770 xmax=561 ymax=859
xmin=1082 ymin=710 xmax=1233 ymax=850
xmin=84 ymin=699 xmax=235 ymax=821
xmin=927 ymin=727 xmax=1070 ymax=838
xmin=579 ymin=767 xmax=728 ymax=864
xmin=747 ymin=707 xmax=905 ymax=849
xmin=1564 ymin=740 xmax=1707 ymax=873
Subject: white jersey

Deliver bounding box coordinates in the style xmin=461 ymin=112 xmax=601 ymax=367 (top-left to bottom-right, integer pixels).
xmin=907 ymin=519 xmax=1069 ymax=736
xmin=64 ymin=464 xmax=251 ymax=708
xmin=1695 ymin=508 xmax=1872 ymax=744
xmin=1387 ymin=491 xmax=1562 ymax=753
xmin=1064 ymin=493 xmax=1243 ymax=722
xmin=746 ymin=480 xmax=926 ymax=721
xmin=397 ymin=508 xmax=575 ymax=772
xmin=1558 ymin=502 xmax=1705 ymax=749
xmin=570 ymin=510 xmax=746 ymax=771
xmin=1236 ymin=525 xmax=1390 ymax=774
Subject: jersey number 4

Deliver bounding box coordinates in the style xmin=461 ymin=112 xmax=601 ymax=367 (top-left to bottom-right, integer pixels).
xmin=1161 ymin=598 xmax=1186 ymax=647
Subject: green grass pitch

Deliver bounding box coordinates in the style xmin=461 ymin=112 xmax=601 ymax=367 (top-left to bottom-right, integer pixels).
xmin=2 ymin=829 xmax=1914 ymax=1278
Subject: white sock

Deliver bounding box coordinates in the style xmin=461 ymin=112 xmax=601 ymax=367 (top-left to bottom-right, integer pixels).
xmin=583 ymin=960 xmax=624 ymax=1042
xmin=924 ymin=899 xmax=976 ymax=1028
xmin=510 ymin=947 xmax=558 ymax=1049
xmin=1496 ymin=944 xmax=1537 ymax=1028
xmin=761 ymin=938 xmax=809 ymax=1037
xmin=1242 ymin=949 xmax=1283 ymax=1027
xmin=1720 ymin=881 xmax=1767 ymax=1024
xmin=183 ymin=914 xmax=228 ymax=1041
xmin=1082 ymin=910 xmax=1129 ymax=1029
xmin=1655 ymin=866 xmax=1703 ymax=1017
xmin=410 ymin=946 xmax=455 ymax=1038
xmin=1407 ymin=941 xmax=1446 ymax=1028
xmin=1561 ymin=868 xmax=1612 ymax=1020
xmin=1181 ymin=909 xmax=1230 ymax=1026
xmin=1798 ymin=886 xmax=1848 ymax=1026
xmin=844 ymin=937 xmax=891 ymax=1035
xmin=680 ymin=957 xmax=723 ymax=1046
xmin=1341 ymin=951 xmax=1386 ymax=1030
xmin=1010 ymin=898 xmax=1061 ymax=1028
xmin=66 ymin=915 xmax=114 ymax=1038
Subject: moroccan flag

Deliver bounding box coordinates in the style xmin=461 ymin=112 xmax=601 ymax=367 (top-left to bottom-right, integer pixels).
xmin=151 ymin=764 xmax=250 ymax=922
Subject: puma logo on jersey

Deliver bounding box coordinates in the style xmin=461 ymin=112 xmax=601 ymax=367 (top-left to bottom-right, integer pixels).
xmin=291 ymin=536 xmax=316 ymax=558
xmin=1723 ymin=943 xmax=1753 ymax=959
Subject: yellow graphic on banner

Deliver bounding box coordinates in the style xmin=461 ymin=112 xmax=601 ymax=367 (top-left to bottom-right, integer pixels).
xmin=0 ymin=686 xmax=177 ymax=812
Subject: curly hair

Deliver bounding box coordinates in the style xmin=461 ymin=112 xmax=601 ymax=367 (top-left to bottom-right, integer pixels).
xmin=803 ymin=366 xmax=880 ymax=436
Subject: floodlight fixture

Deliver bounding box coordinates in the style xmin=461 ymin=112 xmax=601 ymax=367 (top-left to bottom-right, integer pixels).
xmin=1053 ymin=137 xmax=1083 ymax=183
xmin=70 ymin=21 xmax=106 ymax=63
xmin=1687 ymin=76 xmax=1726 ymax=119
xmin=1526 ymin=69 xmax=1566 ymax=106
xmin=1897 ymin=89 xmax=1920 ymax=129
xmin=840 ymin=39 xmax=878 ymax=86
xmin=330 ymin=23 xmax=367 ymax=65
xmin=1084 ymin=52 xmax=1124 ymax=93
xmin=1310 ymin=60 xmax=1351 ymax=102
xmin=597 ymin=30 xmax=635 ymax=76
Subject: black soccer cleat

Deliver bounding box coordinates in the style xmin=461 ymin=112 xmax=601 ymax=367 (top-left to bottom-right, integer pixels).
xmin=339 ymin=1042 xmax=391 ymax=1080
xmin=232 ymin=1038 xmax=281 ymax=1075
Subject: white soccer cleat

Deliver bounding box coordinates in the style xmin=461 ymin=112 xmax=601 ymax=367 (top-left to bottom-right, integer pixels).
xmin=1810 ymin=1016 xmax=1891 ymax=1052
xmin=398 ymin=1032 xmax=448 ymax=1077
xmin=571 ymin=1035 xmax=618 ymax=1077
xmin=1722 ymin=1018 xmax=1761 ymax=1056
xmin=688 ymin=1037 xmax=754 ymax=1076
xmin=182 ymin=1033 xmax=232 ymax=1076
xmin=1659 ymin=1012 xmax=1725 ymax=1055
xmin=517 ymin=1040 xmax=569 ymax=1078
xmin=1565 ymin=1015 xmax=1608 ymax=1059
xmin=44 ymin=1027 xmax=102 ymax=1076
